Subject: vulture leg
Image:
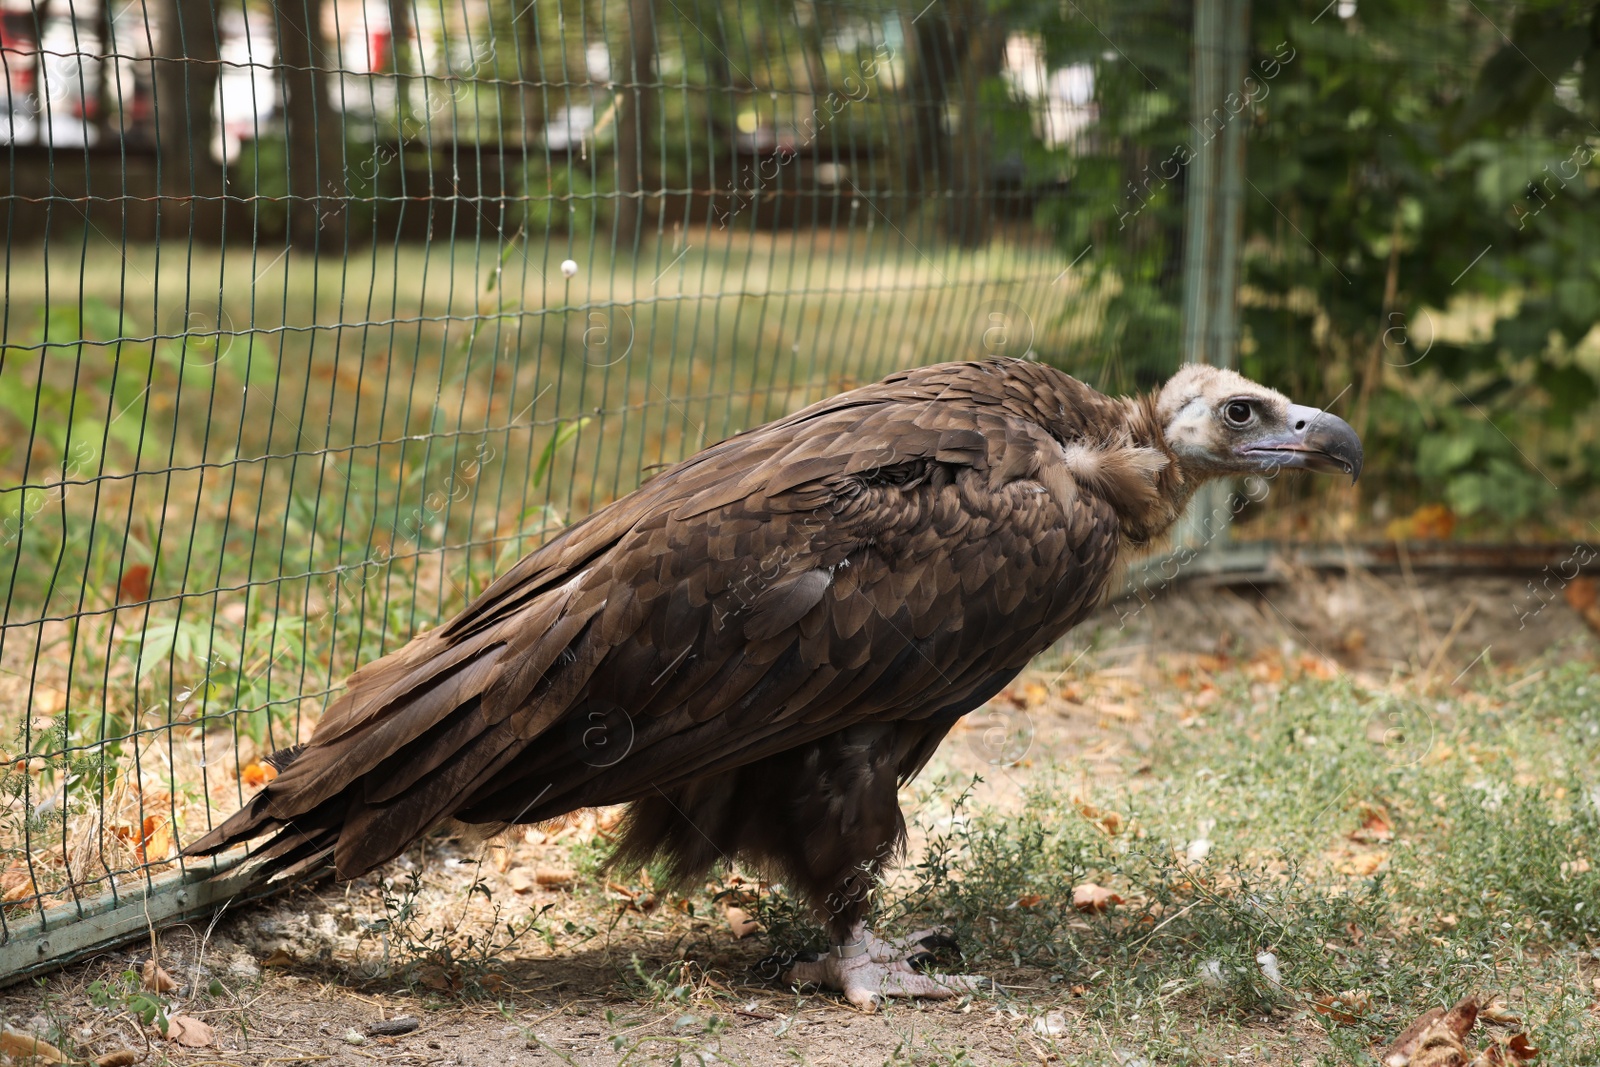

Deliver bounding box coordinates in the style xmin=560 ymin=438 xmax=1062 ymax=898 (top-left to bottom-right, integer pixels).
xmin=614 ymin=721 xmax=992 ymax=1008
xmin=783 ymin=922 xmax=990 ymax=1009
xmin=758 ymin=724 xmax=989 ymax=1007
xmin=605 ymin=674 xmax=1022 ymax=1008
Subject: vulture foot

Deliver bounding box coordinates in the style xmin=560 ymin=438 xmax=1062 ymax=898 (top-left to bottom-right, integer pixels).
xmin=864 ymin=926 xmax=961 ymax=966
xmin=783 ymin=924 xmax=990 ymax=1010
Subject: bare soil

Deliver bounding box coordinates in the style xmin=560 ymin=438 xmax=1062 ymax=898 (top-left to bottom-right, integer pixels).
xmin=1 ymin=567 xmax=1593 ymax=1067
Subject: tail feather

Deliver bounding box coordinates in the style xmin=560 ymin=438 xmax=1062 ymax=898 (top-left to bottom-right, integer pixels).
xmin=263 ymin=744 xmax=305 ymax=772
xmin=180 ymin=523 xmax=618 ymax=885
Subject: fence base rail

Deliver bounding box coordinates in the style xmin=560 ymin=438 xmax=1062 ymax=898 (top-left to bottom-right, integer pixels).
xmin=0 ymin=853 xmax=290 ymax=988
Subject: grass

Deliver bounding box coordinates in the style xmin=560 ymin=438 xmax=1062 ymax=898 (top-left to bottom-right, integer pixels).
xmin=479 ymin=637 xmax=1597 ymax=1064
xmin=0 ymin=621 xmax=1591 ymax=1065
xmin=0 ymin=233 xmax=1593 ymax=1063
xmin=862 ymin=643 xmax=1600 ymax=1063
xmin=0 ymin=231 xmax=1081 ymax=917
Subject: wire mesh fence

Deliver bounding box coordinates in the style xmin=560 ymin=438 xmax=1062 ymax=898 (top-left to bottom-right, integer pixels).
xmin=0 ymin=0 xmax=1192 ymax=975
xmin=6 ymin=0 xmax=1568 ymax=981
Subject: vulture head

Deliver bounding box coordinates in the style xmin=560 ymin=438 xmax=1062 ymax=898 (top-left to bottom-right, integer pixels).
xmin=1156 ymin=364 xmax=1363 ymax=484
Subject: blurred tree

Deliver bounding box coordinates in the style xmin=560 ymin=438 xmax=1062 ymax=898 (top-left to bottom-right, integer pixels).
xmin=1033 ymin=0 xmax=1600 ymax=529
xmin=945 ymin=1 xmax=1009 ymax=246
xmin=275 ymin=0 xmax=345 ymax=246
xmin=387 ymin=0 xmax=414 ymax=125
xmin=155 ymin=0 xmax=224 ymax=238
xmin=615 ymin=0 xmax=657 ymax=248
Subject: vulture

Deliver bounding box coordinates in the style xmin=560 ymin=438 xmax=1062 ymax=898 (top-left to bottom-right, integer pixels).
xmin=189 ymin=358 xmax=1361 ymax=1008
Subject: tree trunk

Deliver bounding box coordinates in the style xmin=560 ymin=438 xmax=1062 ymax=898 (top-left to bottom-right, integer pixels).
xmin=517 ymin=0 xmax=541 ymax=145
xmin=25 ymin=1 xmax=51 ymax=145
xmin=275 ymin=0 xmax=345 ymax=246
xmin=615 ymin=0 xmax=656 ymax=250
xmin=386 ymin=0 xmax=413 ymax=128
xmin=944 ymin=7 xmax=1005 ymax=247
xmin=901 ymin=3 xmax=956 ymax=202
xmin=155 ymin=0 xmax=224 ymax=239
xmin=94 ymin=1 xmax=116 ymax=145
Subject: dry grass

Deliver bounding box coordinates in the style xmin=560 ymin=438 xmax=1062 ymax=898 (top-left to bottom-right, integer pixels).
xmin=0 ymin=573 xmax=1592 ymax=1066
xmin=0 ymin=232 xmax=1081 ymax=922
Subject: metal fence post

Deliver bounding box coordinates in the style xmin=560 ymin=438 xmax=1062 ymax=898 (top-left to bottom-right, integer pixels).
xmin=1175 ymin=0 xmax=1250 ymax=550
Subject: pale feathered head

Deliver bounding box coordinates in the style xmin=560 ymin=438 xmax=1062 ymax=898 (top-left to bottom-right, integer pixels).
xmin=1155 ymin=364 xmax=1363 ymax=483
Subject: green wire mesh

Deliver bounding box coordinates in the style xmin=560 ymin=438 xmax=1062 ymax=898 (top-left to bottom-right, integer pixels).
xmin=0 ymin=0 xmax=1187 ymax=965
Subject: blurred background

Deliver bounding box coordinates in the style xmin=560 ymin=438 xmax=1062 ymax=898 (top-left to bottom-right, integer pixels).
xmin=0 ymin=0 xmax=1595 ymax=975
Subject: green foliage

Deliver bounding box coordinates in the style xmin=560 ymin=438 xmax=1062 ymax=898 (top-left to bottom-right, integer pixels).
xmin=88 ymin=968 xmax=170 ymax=1034
xmin=533 ymin=417 xmax=592 ymax=490
xmin=368 ymin=866 xmax=553 ymax=996
xmin=1028 ymin=0 xmax=1600 ymax=526
xmin=850 ymin=645 xmax=1600 ymax=1062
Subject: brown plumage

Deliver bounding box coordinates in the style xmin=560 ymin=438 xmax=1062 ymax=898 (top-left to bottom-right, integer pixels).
xmin=188 ymin=358 xmax=1360 ymax=1007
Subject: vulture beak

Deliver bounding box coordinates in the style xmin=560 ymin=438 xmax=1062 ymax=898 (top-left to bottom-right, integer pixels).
xmin=1240 ymin=404 xmax=1364 ymax=483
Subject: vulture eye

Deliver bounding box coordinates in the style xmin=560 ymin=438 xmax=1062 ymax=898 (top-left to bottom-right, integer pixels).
xmin=1223 ymin=400 xmax=1255 ymax=428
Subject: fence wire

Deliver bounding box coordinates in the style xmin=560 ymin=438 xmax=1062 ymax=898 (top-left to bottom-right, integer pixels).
xmin=0 ymin=0 xmax=1194 ymax=970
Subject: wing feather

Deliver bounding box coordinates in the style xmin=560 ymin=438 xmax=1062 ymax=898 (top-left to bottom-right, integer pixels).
xmin=187 ymin=360 xmax=1134 ymax=880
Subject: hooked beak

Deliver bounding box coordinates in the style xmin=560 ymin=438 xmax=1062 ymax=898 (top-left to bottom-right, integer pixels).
xmin=1239 ymin=404 xmax=1364 ymax=483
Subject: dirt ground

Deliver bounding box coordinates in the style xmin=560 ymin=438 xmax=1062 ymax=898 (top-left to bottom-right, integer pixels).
xmin=0 ymin=563 xmax=1593 ymax=1067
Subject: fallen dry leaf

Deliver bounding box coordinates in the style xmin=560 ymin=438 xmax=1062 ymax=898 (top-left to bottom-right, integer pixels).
xmin=1565 ymin=577 xmax=1600 ymax=636
xmin=260 ymin=947 xmax=297 ymax=968
xmin=1479 ymin=998 xmax=1522 ymax=1025
xmin=0 ymin=1028 xmax=66 ymax=1063
xmin=117 ymin=564 xmax=151 ymax=604
xmin=1 ymin=862 xmax=36 ymax=903
xmin=1295 ymin=653 xmax=1339 ymax=680
xmin=417 ymin=963 xmax=462 ymax=992
xmin=1468 ymin=1031 xmax=1540 ymax=1065
xmin=1071 ymin=883 xmax=1124 ymax=913
xmin=240 ymin=761 xmax=279 ymax=789
xmin=1383 ymin=997 xmax=1479 ymax=1067
xmin=123 ymin=815 xmax=173 ymax=864
xmin=1350 ymin=804 xmax=1395 ymax=843
xmin=724 ymin=904 xmax=760 ymax=938
xmin=1012 ymin=893 xmax=1044 ymax=908
xmin=1501 ymin=1033 xmax=1539 ymax=1063
xmin=1313 ymin=989 xmax=1373 ymax=1024
xmin=1386 ymin=503 xmax=1456 ymax=542
xmin=1384 ymin=1008 xmax=1446 ymax=1066
xmin=141 ymin=958 xmax=178 ymax=992
xmin=1338 ymin=850 xmax=1388 ymax=877
xmin=92 ymin=1051 xmax=141 ymax=1067
xmin=1072 ymin=798 xmax=1125 ymax=837
xmin=164 ymin=1015 xmax=214 ymax=1048
xmin=535 ymin=867 xmax=575 ymax=887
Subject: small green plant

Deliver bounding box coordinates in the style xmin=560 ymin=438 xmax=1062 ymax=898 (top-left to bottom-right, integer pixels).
xmin=366 ymin=865 xmax=552 ymax=996
xmin=88 ymin=968 xmax=170 ymax=1034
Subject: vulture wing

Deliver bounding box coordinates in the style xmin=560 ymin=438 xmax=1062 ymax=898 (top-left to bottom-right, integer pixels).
xmin=188 ymin=361 xmax=1130 ymax=878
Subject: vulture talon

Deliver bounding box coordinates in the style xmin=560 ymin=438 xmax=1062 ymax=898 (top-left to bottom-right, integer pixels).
xmin=781 ymin=924 xmax=991 ymax=1007
xmin=754 ymin=948 xmax=815 ymax=982
xmin=182 ymin=359 xmax=1360 ymax=1011
xmin=905 ymin=927 xmax=961 ymax=955
xmin=784 ymin=950 xmax=993 ymax=1010
xmin=861 ymin=926 xmax=957 ymax=963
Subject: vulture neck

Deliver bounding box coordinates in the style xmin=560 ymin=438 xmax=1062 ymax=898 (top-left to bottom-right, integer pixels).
xmin=1097 ymin=392 xmax=1196 ymax=550
xmin=990 ymin=361 xmax=1198 ymax=549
